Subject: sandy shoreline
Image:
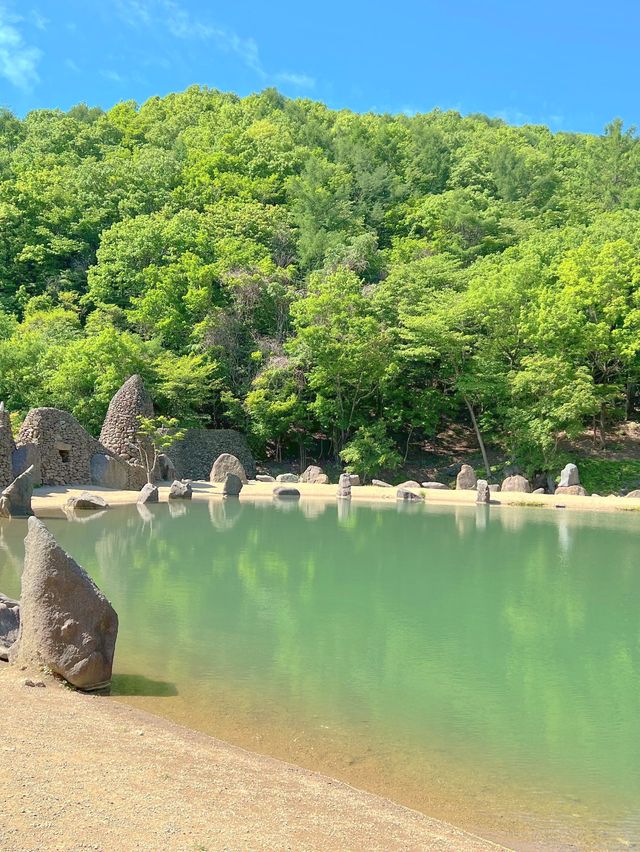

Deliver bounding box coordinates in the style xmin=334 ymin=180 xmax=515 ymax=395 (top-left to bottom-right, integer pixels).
xmin=0 ymin=666 xmax=503 ymax=851
xmin=31 ymin=477 xmax=640 ymax=515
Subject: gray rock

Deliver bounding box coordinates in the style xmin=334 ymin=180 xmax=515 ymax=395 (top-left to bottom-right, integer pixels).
xmin=0 ymin=465 xmax=35 ymax=518
xmin=210 ymin=453 xmax=248 ymax=485
xmin=0 ymin=593 xmax=20 ymax=661
xmin=276 ymin=473 xmax=300 ymax=483
xmin=559 ymin=463 xmax=580 ymax=488
xmin=456 ymin=465 xmax=477 ymax=490
xmin=273 ymin=486 xmax=301 ymax=499
xmin=315 ymin=473 xmax=329 ymax=484
xmin=138 ymin=483 xmax=159 ymax=504
xmin=90 ymin=453 xmax=128 ymax=489
xmin=169 ymin=480 xmax=192 ymax=500
xmin=501 ymin=475 xmax=531 ymax=493
xmin=397 ymin=487 xmax=423 ymax=501
xmin=421 ymin=482 xmax=448 ymax=490
xmin=532 ymin=487 xmax=545 ymax=494
xmin=301 ymin=465 xmax=325 ymax=483
xmin=337 ymin=473 xmax=352 ymax=499
xmin=397 ymin=480 xmax=422 ymax=490
xmin=626 ymin=489 xmax=640 ymax=498
xmin=488 ymin=484 xmax=501 ymax=493
xmin=372 ymin=479 xmax=392 ymax=487
xmin=166 ymin=428 xmax=256 ymax=481
xmin=256 ymin=474 xmax=275 ymax=482
xmin=223 ymin=473 xmax=243 ymax=497
xmin=476 ymin=479 xmax=490 ymax=503
xmin=155 ymin=453 xmax=176 ymax=482
xmin=9 ymin=518 xmax=118 ymax=690
xmin=11 ymin=442 xmax=42 ymax=487
xmin=554 ymin=485 xmax=587 ymax=496
xmin=65 ymin=491 xmax=109 ymax=512
xmin=349 ymin=474 xmax=361 ymax=486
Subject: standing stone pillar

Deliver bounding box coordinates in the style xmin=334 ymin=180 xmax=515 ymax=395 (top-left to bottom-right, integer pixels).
xmin=337 ymin=472 xmax=352 ymax=499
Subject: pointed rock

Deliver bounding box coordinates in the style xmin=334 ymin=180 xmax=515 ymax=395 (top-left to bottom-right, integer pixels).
xmin=10 ymin=518 xmax=118 ymax=690
xmin=0 ymin=465 xmax=35 ymax=518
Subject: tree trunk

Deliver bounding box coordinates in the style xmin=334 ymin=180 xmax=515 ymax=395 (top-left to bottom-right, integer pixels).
xmin=463 ymin=397 xmax=491 ymax=479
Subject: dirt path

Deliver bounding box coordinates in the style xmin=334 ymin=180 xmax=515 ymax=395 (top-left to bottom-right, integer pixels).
xmin=0 ymin=667 xmax=502 ymax=852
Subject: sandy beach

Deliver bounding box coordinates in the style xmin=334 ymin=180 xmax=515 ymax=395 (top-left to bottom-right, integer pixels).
xmin=0 ymin=666 xmax=502 ymax=851
xmin=31 ymin=478 xmax=640 ymax=515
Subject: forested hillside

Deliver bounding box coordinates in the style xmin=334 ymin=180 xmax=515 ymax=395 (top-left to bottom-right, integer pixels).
xmin=1 ymin=85 xmax=640 ymax=476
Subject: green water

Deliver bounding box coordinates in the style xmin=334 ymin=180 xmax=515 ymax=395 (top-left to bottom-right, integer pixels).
xmin=2 ymin=499 xmax=640 ymax=848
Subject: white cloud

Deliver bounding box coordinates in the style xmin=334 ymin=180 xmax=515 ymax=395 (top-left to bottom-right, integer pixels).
xmin=101 ymin=69 xmax=126 ymax=83
xmin=30 ymin=9 xmax=48 ymax=31
xmin=115 ymin=0 xmax=313 ymax=89
xmin=0 ymin=6 xmax=41 ymax=90
xmin=65 ymin=58 xmax=80 ymax=73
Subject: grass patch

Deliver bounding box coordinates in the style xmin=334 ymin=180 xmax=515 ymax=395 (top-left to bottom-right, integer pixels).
xmin=577 ymin=459 xmax=640 ymax=495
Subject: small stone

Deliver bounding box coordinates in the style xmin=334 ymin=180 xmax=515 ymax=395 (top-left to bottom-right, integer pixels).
xmin=273 ymin=486 xmax=300 ymax=499
xmin=276 ymin=473 xmax=299 ymax=483
xmin=168 ymin=480 xmax=192 ymax=500
xmin=421 ymin=482 xmax=448 ymax=490
xmin=256 ymin=475 xmax=275 ymax=483
xmin=65 ymin=491 xmax=109 ymax=511
xmin=532 ymin=487 xmax=545 ymax=494
xmin=23 ymin=679 xmax=45 ymax=688
xmin=476 ymin=479 xmax=490 ymax=503
xmin=349 ymin=475 xmax=361 ymax=486
xmin=138 ymin=483 xmax=159 ymax=504
xmin=372 ymin=479 xmax=392 ymax=487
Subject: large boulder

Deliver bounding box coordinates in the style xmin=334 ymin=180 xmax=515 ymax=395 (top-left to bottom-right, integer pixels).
xmin=276 ymin=473 xmax=299 ymax=483
xmin=0 ymin=465 xmax=35 ymax=518
xmin=555 ymin=485 xmax=588 ymax=496
xmin=90 ymin=453 xmax=128 ymax=490
xmin=210 ymin=453 xmax=248 ymax=485
xmin=337 ymin=472 xmax=352 ymax=499
xmin=456 ymin=465 xmax=477 ymax=490
xmin=0 ymin=593 xmax=19 ymax=662
xmin=138 ymin=483 xmax=159 ymax=504
xmin=315 ymin=474 xmax=329 ymax=484
xmin=398 ymin=480 xmax=421 ymax=490
xmin=10 ymin=518 xmax=118 ymax=690
xmin=626 ymin=489 xmax=640 ymax=498
xmin=501 ymin=475 xmax=531 ymax=493
xmin=559 ymin=463 xmax=580 ymax=488
xmin=169 ymin=480 xmax=192 ymax=500
xmin=301 ymin=465 xmax=325 ymax=484
xmin=65 ymin=492 xmax=109 ymax=512
xmin=155 ymin=453 xmax=176 ymax=482
xmin=222 ymin=473 xmax=243 ymax=497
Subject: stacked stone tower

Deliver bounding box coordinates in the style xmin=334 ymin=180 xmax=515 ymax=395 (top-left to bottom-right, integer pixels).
xmin=0 ymin=402 xmax=14 ymax=490
xmin=99 ymin=375 xmax=154 ymax=463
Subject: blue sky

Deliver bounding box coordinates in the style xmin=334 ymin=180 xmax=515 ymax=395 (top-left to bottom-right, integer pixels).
xmin=0 ymin=0 xmax=637 ymax=134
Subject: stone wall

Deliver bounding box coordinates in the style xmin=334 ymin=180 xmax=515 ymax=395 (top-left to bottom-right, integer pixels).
xmin=99 ymin=374 xmax=154 ymax=462
xmin=16 ymin=408 xmax=104 ymax=486
xmin=0 ymin=403 xmax=14 ymax=490
xmin=169 ymin=429 xmax=256 ymax=481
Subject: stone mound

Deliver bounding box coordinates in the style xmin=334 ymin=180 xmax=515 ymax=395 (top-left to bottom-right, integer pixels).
xmin=99 ymin=375 xmax=154 ymax=462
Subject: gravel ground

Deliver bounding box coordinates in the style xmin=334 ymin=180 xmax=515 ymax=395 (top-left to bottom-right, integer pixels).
xmin=0 ymin=666 xmax=503 ymax=852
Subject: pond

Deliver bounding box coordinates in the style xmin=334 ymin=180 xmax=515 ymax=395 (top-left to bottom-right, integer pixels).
xmin=1 ymin=498 xmax=640 ymax=849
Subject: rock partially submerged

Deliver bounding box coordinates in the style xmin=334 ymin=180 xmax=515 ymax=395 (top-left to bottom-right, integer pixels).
xmin=9 ymin=518 xmax=118 ymax=690
xmin=0 ymin=593 xmax=20 ymax=661
xmin=138 ymin=483 xmax=159 ymax=504
xmin=169 ymin=480 xmax=192 ymax=500
xmin=337 ymin=473 xmax=352 ymax=499
xmin=476 ymin=480 xmax=490 ymax=503
xmin=65 ymin=491 xmax=109 ymax=512
xmin=0 ymin=465 xmax=35 ymax=518
xmin=210 ymin=453 xmax=248 ymax=485
xmin=223 ymin=473 xmax=243 ymax=497
xmin=397 ymin=487 xmax=423 ymax=501
xmin=273 ymin=486 xmax=300 ymax=499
